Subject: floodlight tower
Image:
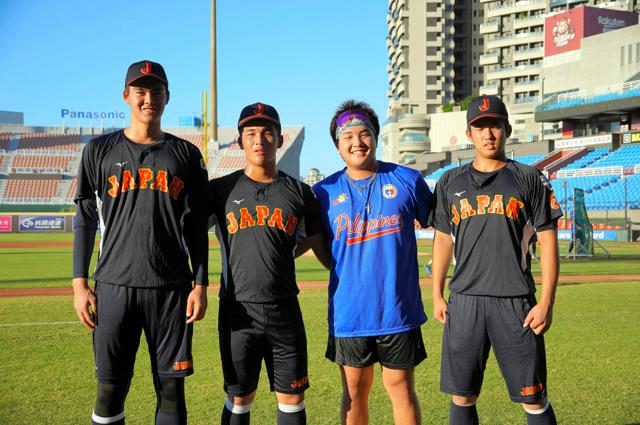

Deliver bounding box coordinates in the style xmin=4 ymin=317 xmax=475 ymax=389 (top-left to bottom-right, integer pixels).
xmin=210 ymin=0 xmax=217 ymax=142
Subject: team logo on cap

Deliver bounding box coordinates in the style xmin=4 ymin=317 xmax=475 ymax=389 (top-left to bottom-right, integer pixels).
xmin=254 ymin=103 xmax=264 ymax=116
xmin=141 ymin=61 xmax=152 ymax=75
xmin=332 ymin=193 xmax=348 ymax=205
xmin=382 ymin=184 xmax=397 ymax=199
xmin=479 ymin=97 xmax=490 ymax=111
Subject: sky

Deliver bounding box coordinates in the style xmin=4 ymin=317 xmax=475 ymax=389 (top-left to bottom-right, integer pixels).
xmin=0 ymin=0 xmax=390 ymax=177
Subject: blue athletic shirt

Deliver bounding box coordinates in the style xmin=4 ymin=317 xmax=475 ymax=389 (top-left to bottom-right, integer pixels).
xmin=313 ymin=161 xmax=432 ymax=337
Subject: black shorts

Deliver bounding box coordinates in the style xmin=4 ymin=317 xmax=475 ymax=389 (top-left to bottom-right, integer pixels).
xmin=440 ymin=293 xmax=548 ymax=403
xmin=93 ymin=282 xmax=193 ymax=383
xmin=218 ymin=297 xmax=309 ymax=396
xmin=326 ymin=327 xmax=427 ymax=369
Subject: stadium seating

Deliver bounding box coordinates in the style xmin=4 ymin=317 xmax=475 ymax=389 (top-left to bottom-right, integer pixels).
xmin=217 ymin=155 xmax=246 ymax=169
xmin=4 ymin=179 xmax=60 ymax=199
xmin=561 ymin=148 xmax=610 ymax=170
xmin=66 ymin=177 xmax=78 ymax=200
xmin=18 ymin=133 xmax=81 ymax=151
xmin=180 ymin=133 xmax=206 ymax=152
xmin=11 ymin=155 xmax=74 ymax=173
xmin=591 ymin=145 xmax=640 ymax=169
xmin=514 ymin=154 xmax=544 ymax=165
xmin=0 ymin=133 xmax=11 ymax=151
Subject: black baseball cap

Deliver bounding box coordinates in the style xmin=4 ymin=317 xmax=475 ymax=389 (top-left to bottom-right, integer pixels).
xmin=466 ymin=95 xmax=509 ymax=126
xmin=125 ymin=60 xmax=168 ymax=88
xmin=238 ymin=102 xmax=281 ymax=131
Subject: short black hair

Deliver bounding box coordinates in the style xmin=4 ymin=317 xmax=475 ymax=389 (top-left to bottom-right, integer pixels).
xmin=329 ymin=100 xmax=380 ymax=145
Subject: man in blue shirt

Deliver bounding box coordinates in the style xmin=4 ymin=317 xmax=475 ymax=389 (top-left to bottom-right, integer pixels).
xmin=312 ymin=100 xmax=433 ymax=425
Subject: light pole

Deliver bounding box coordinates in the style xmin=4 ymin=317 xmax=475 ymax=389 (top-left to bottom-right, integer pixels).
xmin=539 ymin=76 xmax=545 ymax=142
xmin=210 ymin=0 xmax=217 ymax=142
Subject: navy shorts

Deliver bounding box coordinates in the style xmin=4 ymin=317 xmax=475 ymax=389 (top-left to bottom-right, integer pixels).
xmin=93 ymin=282 xmax=193 ymax=383
xmin=218 ymin=297 xmax=309 ymax=396
xmin=326 ymin=327 xmax=427 ymax=369
xmin=440 ymin=293 xmax=548 ymax=403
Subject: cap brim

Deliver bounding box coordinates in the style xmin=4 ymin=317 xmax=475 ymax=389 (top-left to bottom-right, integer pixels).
xmin=126 ymin=74 xmax=168 ymax=86
xmin=467 ymin=113 xmax=508 ymax=125
xmin=238 ymin=115 xmax=281 ymax=128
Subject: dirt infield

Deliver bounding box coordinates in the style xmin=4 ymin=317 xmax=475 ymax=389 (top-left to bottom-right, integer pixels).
xmin=1 ymin=275 xmax=638 ymax=298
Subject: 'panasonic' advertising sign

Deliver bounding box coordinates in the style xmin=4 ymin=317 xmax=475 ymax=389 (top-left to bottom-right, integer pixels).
xmin=61 ymin=109 xmax=126 ymax=119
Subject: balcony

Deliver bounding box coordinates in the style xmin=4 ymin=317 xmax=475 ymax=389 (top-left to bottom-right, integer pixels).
xmin=487 ymin=0 xmax=546 ymax=18
xmin=479 ymin=83 xmax=499 ymax=95
xmin=486 ymin=31 xmax=543 ymax=49
xmin=513 ymin=15 xmax=545 ymax=30
xmin=479 ymin=19 xmax=500 ymax=34
xmin=486 ymin=63 xmax=541 ymax=80
xmin=513 ymin=46 xmax=544 ymax=61
xmin=513 ymin=79 xmax=540 ymax=92
xmin=479 ymin=51 xmax=500 ymax=65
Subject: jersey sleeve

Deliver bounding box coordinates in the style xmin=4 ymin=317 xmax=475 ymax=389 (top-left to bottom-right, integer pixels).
xmin=528 ymin=171 xmax=563 ymax=232
xmin=299 ymin=183 xmax=323 ymax=238
xmin=75 ymin=140 xmax=98 ymax=202
xmin=72 ymin=198 xmax=99 ymax=279
xmin=183 ymin=148 xmax=209 ymax=285
xmin=413 ymin=174 xmax=433 ymax=228
xmin=429 ymin=177 xmax=452 ymax=234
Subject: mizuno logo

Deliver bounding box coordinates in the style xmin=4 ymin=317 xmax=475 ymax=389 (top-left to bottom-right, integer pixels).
xmin=233 ymin=199 xmax=244 ymax=205
xmin=453 ymin=191 xmax=465 ymax=197
xmin=115 ymin=162 xmax=127 ymax=167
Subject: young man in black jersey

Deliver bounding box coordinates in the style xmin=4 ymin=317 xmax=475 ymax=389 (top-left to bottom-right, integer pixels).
xmin=72 ymin=60 xmax=209 ymax=425
xmin=430 ymin=95 xmax=562 ymax=425
xmin=207 ymin=102 xmax=327 ymax=425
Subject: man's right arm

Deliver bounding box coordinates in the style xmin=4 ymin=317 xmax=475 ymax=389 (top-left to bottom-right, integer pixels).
xmin=431 ymin=229 xmax=454 ymax=324
xmin=72 ymin=198 xmax=99 ymax=329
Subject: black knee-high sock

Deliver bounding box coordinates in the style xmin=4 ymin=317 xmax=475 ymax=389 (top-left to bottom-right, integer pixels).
xmin=92 ymin=380 xmax=130 ymax=425
xmin=153 ymin=376 xmax=187 ymax=425
xmin=277 ymin=404 xmax=306 ymax=425
xmin=526 ymin=401 xmax=557 ymax=425
xmin=450 ymin=401 xmax=479 ymax=425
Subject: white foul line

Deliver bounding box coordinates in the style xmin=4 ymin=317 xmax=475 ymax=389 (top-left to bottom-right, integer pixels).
xmin=0 ymin=321 xmax=80 ymax=327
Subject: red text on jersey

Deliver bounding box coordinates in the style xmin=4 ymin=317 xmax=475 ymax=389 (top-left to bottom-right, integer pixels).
xmin=107 ymin=169 xmax=185 ymax=200
xmin=226 ymin=206 xmax=299 ymax=236
xmin=451 ymin=194 xmax=525 ymax=225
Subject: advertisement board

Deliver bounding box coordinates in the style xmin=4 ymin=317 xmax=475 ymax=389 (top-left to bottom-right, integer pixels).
xmin=19 ymin=215 xmax=66 ymax=232
xmin=583 ymin=6 xmax=637 ymax=37
xmin=0 ymin=215 xmax=11 ymax=232
xmin=545 ymin=7 xmax=584 ymax=57
xmin=545 ymin=6 xmax=637 ymax=57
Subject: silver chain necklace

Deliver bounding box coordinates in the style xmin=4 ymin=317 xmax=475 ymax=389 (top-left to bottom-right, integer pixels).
xmin=346 ymin=165 xmax=378 ymax=214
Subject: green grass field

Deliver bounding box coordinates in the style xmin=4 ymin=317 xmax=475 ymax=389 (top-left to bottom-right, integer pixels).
xmin=0 ymin=233 xmax=639 ymax=424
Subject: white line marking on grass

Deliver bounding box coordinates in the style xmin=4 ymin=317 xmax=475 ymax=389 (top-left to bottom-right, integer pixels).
xmin=0 ymin=321 xmax=80 ymax=327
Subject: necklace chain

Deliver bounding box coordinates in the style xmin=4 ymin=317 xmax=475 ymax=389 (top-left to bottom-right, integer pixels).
xmin=346 ymin=164 xmax=378 ymax=214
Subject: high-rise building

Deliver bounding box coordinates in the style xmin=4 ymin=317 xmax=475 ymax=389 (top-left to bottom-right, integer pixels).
xmin=303 ymin=168 xmax=325 ymax=186
xmin=382 ymin=0 xmax=484 ymax=165
xmin=479 ymin=0 xmax=638 ymax=142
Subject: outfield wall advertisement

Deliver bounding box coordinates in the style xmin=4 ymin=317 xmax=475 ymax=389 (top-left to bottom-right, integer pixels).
xmin=19 ymin=215 xmax=66 ymax=232
xmin=0 ymin=215 xmax=11 ymax=232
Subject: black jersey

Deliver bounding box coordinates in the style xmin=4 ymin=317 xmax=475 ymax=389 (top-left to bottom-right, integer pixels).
xmin=75 ymin=130 xmax=209 ymax=288
xmin=430 ymin=160 xmax=563 ymax=297
xmin=208 ymin=170 xmax=322 ymax=303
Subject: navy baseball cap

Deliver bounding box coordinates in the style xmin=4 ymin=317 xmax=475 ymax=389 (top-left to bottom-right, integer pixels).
xmin=466 ymin=95 xmax=509 ymax=126
xmin=125 ymin=60 xmax=168 ymax=87
xmin=238 ymin=102 xmax=281 ymax=131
